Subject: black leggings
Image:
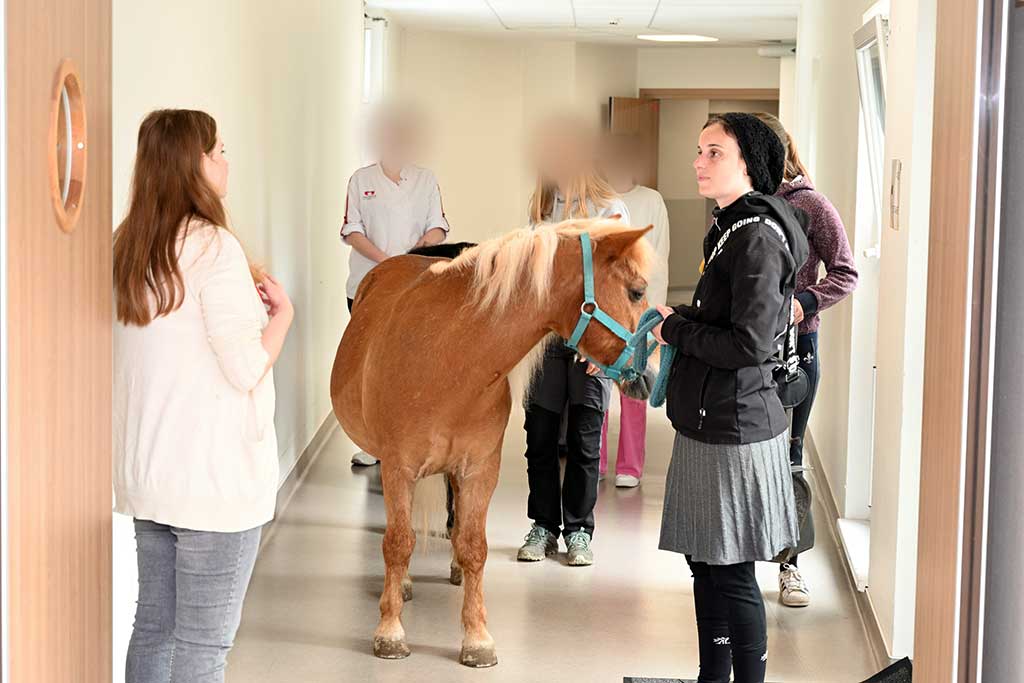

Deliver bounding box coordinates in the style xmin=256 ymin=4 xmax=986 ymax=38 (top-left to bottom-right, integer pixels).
xmin=686 ymin=557 xmax=767 ymax=683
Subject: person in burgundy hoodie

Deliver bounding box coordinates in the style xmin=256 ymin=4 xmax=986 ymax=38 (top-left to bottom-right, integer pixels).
xmin=755 ymin=113 xmax=859 ymax=609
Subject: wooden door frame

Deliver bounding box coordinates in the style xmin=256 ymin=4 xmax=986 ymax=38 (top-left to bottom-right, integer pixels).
xmin=915 ymin=0 xmax=1007 ymax=680
xmin=638 ymin=87 xmax=780 ymax=101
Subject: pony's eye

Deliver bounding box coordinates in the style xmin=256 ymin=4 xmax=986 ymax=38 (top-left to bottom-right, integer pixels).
xmin=628 ymin=287 xmax=645 ymax=303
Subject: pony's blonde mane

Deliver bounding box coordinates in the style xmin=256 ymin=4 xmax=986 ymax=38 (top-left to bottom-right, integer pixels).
xmin=428 ymin=218 xmax=640 ymax=313
xmin=428 ymin=218 xmax=652 ymax=406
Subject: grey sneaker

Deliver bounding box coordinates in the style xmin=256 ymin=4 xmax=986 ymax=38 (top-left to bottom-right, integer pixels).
xmin=565 ymin=530 xmax=594 ymax=566
xmin=517 ymin=524 xmax=558 ymax=561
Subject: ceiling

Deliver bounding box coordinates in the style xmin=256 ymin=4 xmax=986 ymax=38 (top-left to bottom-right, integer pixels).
xmin=365 ymin=0 xmax=802 ymax=46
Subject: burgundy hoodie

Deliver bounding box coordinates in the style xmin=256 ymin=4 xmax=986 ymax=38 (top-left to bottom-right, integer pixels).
xmin=775 ymin=176 xmax=859 ymax=335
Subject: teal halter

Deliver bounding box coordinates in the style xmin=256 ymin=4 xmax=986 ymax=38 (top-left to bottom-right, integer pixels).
xmin=565 ymin=233 xmax=655 ymax=383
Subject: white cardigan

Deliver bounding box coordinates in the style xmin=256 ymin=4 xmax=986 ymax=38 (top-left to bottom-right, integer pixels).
xmin=113 ymin=221 xmax=278 ymax=533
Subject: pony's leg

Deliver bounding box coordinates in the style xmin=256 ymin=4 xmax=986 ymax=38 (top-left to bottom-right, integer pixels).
xmin=374 ymin=460 xmax=415 ymax=659
xmin=448 ymin=473 xmax=463 ymax=586
xmin=453 ymin=456 xmax=500 ymax=668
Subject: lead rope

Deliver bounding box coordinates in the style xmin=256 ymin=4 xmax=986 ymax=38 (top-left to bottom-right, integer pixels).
xmin=628 ymin=308 xmax=676 ymax=408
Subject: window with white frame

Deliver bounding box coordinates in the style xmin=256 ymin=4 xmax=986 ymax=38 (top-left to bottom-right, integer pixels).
xmin=361 ymin=15 xmax=388 ymax=165
xmin=854 ymin=15 xmax=889 ymax=238
xmin=363 ymin=16 xmax=387 ymax=105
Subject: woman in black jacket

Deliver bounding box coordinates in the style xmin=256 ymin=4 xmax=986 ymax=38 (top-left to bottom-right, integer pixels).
xmin=652 ymin=113 xmax=809 ymax=683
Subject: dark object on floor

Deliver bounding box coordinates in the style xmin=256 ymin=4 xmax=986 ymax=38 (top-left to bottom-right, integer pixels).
xmin=772 ymin=467 xmax=815 ymax=563
xmin=408 ymin=242 xmax=477 ymax=259
xmin=624 ymin=679 xmax=782 ymax=683
xmin=860 ymin=657 xmax=912 ymax=682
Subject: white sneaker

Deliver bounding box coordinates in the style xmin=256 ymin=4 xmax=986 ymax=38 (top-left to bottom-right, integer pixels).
xmin=779 ymin=565 xmax=810 ymax=607
xmin=615 ymin=474 xmax=640 ymax=488
xmin=350 ymin=450 xmax=379 ymax=466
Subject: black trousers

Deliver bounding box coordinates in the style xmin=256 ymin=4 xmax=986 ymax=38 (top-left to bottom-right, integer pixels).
xmin=786 ymin=332 xmax=820 ymax=568
xmin=523 ymin=403 xmax=603 ymax=537
xmin=789 ymin=332 xmax=820 ymax=468
xmin=686 ymin=557 xmax=768 ymax=683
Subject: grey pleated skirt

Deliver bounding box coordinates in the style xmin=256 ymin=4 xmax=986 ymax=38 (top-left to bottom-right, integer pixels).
xmin=659 ymin=431 xmax=799 ymax=565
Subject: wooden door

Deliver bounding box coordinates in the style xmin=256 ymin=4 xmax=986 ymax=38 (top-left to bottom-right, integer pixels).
xmin=609 ymin=96 xmax=660 ymax=189
xmin=6 ymin=0 xmax=112 ymax=680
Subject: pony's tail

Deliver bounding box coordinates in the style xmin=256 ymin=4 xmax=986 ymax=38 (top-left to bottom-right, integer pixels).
xmin=412 ymin=473 xmax=450 ymax=554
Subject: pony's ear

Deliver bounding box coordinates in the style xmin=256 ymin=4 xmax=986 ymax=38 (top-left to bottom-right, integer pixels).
xmin=597 ymin=225 xmax=653 ymax=259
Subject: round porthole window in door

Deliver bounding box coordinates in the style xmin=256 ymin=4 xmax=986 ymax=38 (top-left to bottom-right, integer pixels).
xmin=48 ymin=59 xmax=87 ymax=234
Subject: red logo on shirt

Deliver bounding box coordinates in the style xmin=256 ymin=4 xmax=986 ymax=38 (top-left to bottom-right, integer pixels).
xmin=363 ymin=190 xmax=376 ymax=198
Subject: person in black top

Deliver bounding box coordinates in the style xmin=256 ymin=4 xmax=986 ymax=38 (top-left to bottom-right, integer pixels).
xmin=651 ymin=113 xmax=809 ymax=683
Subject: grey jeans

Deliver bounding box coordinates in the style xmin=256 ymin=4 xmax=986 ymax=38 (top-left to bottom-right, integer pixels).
xmin=126 ymin=519 xmax=261 ymax=683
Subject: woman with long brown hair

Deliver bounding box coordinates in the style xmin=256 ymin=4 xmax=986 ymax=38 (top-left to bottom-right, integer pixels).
xmin=113 ymin=109 xmax=292 ymax=682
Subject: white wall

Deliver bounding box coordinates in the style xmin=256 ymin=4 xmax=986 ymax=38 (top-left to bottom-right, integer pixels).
xmin=795 ymin=0 xmax=936 ymax=658
xmin=574 ymin=43 xmax=638 ymax=128
xmin=394 ymin=32 xmax=638 ymax=241
xmin=793 ymin=0 xmax=868 ymax=540
xmin=383 ymin=14 xmax=404 ymax=94
xmin=111 ymin=0 xmax=364 ymax=676
xmin=391 ymin=38 xmax=785 ymax=245
xmin=396 ymin=31 xmax=528 ymax=242
xmin=637 ymin=47 xmax=781 ymax=89
xmin=521 ymin=40 xmax=577 ymax=215
xmin=778 ymin=55 xmax=797 ymax=128
xmin=867 ymin=0 xmax=936 ymax=657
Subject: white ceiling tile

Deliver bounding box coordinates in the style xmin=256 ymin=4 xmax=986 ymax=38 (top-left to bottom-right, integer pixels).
xmin=572 ymin=0 xmax=660 ymax=28
xmin=488 ymin=0 xmax=574 ymax=27
xmin=366 ymin=0 xmax=799 ymax=43
xmin=367 ymin=0 xmax=496 ymax=29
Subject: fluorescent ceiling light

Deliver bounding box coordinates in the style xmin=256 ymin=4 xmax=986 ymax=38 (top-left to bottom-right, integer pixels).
xmin=636 ymin=34 xmax=719 ymax=43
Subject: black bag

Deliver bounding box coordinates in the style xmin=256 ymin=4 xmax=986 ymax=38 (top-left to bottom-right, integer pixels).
xmin=773 ymin=298 xmax=810 ymax=409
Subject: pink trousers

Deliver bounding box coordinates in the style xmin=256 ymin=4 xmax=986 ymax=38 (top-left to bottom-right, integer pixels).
xmin=599 ymin=393 xmax=647 ymax=478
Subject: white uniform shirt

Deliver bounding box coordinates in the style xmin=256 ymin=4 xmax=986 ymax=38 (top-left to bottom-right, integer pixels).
xmin=341 ymin=163 xmax=450 ymax=298
xmin=621 ymin=185 xmax=671 ymax=307
xmin=534 ymin=192 xmax=631 ymax=227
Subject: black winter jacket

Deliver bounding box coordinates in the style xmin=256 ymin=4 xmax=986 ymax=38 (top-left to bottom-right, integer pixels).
xmin=661 ymin=192 xmax=809 ymax=444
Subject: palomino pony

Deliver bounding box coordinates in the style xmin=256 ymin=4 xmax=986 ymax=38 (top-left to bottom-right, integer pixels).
xmin=330 ymin=219 xmax=653 ymax=668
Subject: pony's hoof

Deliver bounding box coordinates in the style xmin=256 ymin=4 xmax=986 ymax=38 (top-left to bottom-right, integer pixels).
xmin=402 ymin=580 xmax=413 ymax=602
xmin=374 ymin=637 xmax=411 ymax=659
xmin=460 ymin=645 xmax=498 ymax=668
xmin=450 ymin=564 xmax=463 ymax=586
